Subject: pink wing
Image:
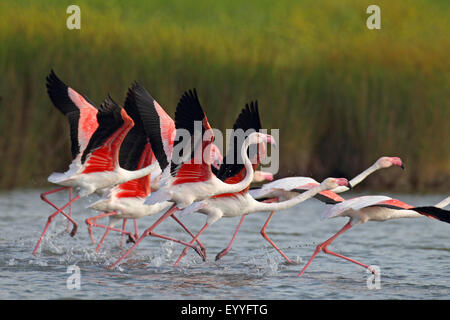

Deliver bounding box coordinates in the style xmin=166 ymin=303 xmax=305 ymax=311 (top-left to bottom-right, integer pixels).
xmin=82 ymin=99 xmax=134 ymax=173
xmin=46 ymin=70 xmax=98 ymax=159
xmin=321 ymin=195 xmax=392 ymax=220
xmin=115 ymin=143 xmax=154 ymax=199
xmin=132 ymin=82 xmax=175 ymax=171
xmin=68 ymin=87 xmax=99 ymax=155
xmin=153 ymin=100 xmax=175 ymax=163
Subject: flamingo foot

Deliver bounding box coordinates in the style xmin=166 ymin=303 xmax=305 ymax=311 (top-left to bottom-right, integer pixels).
xmin=69 ymin=225 xmax=78 ymax=237
xmin=368 ymin=265 xmax=377 ymax=275
xmin=215 ymin=249 xmax=228 ymax=261
xmin=126 ymin=234 xmax=137 ymax=244
xmin=194 ymin=246 xmax=206 ymax=262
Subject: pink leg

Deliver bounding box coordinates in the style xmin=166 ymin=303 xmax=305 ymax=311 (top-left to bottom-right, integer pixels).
xmin=33 ymin=194 xmax=81 ymax=256
xmin=89 ymin=220 xmax=138 ymax=252
xmin=174 ymin=223 xmax=209 ymax=266
xmin=215 ymin=215 xmax=246 ymax=261
xmin=108 ymin=204 xmax=179 ymax=269
xmin=85 ymin=211 xmax=117 ymax=245
xmin=297 ymin=220 xmax=374 ymax=277
xmin=86 ymin=212 xmax=137 ymax=251
xmin=120 ymin=219 xmax=128 ymax=248
xmin=260 ymin=208 xmax=295 ymax=264
xmin=133 ymin=219 xmax=139 ymax=238
xmin=96 ymin=229 xmax=111 ymax=252
xmin=170 ymin=214 xmax=207 ymax=259
xmin=142 ymin=231 xmax=206 ymax=259
xmin=65 ymin=188 xmax=73 ymax=233
xmin=40 ymin=187 xmax=79 ymax=236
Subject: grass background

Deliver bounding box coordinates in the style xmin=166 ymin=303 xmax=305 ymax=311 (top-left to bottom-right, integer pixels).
xmin=0 ymin=0 xmax=449 ymax=192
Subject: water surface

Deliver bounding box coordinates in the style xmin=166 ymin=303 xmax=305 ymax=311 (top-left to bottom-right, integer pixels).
xmin=0 ymin=189 xmax=448 ymax=299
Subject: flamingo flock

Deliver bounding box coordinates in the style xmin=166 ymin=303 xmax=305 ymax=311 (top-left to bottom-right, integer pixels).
xmin=34 ymin=70 xmax=449 ymax=278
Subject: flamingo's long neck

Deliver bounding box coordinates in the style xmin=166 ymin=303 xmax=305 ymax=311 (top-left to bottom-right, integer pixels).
xmin=435 ymin=196 xmax=450 ymax=209
xmin=250 ymin=184 xmax=326 ymax=213
xmin=331 ymin=163 xmax=379 ymax=194
xmin=216 ymin=138 xmax=255 ymax=194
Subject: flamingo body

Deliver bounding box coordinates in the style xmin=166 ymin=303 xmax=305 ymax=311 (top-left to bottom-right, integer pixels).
xmin=322 ymin=195 xmax=450 ymax=224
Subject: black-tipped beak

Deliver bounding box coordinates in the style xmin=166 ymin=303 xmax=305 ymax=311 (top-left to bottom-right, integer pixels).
xmin=401 ymin=163 xmax=405 ymax=170
xmin=348 ymin=182 xmax=353 ymax=190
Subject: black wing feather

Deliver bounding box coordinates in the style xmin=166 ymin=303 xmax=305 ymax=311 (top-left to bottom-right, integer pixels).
xmin=170 ymin=89 xmax=208 ymax=177
xmin=118 ymin=84 xmax=149 ymax=170
xmin=216 ymin=101 xmax=261 ymax=181
xmin=133 ymin=82 xmax=170 ymax=171
xmin=81 ymin=95 xmax=124 ymax=163
xmin=412 ymin=206 xmax=450 ymax=223
xmin=46 ymin=70 xmax=97 ymax=159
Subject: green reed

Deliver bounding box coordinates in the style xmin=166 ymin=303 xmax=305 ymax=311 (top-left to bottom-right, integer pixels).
xmin=0 ymin=0 xmax=448 ymax=191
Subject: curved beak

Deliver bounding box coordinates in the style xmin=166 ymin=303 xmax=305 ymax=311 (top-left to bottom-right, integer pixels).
xmin=401 ymin=163 xmax=405 ymax=170
xmin=348 ymin=182 xmax=353 ymax=190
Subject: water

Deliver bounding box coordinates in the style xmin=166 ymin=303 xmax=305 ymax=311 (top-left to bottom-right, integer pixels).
xmin=0 ymin=189 xmax=448 ymax=300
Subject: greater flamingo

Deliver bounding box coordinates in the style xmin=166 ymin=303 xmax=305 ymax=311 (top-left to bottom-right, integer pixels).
xmin=216 ymin=156 xmax=405 ymax=262
xmin=144 ymin=90 xmax=273 ymax=209
xmin=86 ymin=84 xmax=216 ymax=257
xmin=33 ymin=93 xmax=159 ymax=255
xmin=297 ymin=195 xmax=450 ymax=277
xmin=108 ymin=93 xmax=275 ymax=269
xmin=38 ymin=70 xmax=99 ymax=244
xmin=249 ymin=156 xmax=404 ymax=202
xmin=48 ymin=95 xmax=159 ymax=197
xmin=172 ymin=177 xmax=350 ymax=266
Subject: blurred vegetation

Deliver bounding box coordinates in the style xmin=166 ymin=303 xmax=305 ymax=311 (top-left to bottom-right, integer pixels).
xmin=0 ymin=0 xmax=449 ymax=192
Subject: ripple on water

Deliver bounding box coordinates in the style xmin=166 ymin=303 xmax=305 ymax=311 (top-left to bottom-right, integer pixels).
xmin=0 ymin=190 xmax=449 ymax=299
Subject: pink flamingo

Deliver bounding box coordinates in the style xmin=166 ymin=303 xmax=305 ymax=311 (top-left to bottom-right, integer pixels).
xmin=86 ymin=84 xmax=222 ymax=256
xmin=143 ymin=90 xmax=273 ymax=209
xmin=173 ymin=178 xmax=350 ymax=266
xmin=38 ymin=70 xmax=99 ymax=242
xmin=33 ymin=93 xmax=159 ymax=255
xmin=297 ymin=195 xmax=450 ymax=277
xmin=216 ymin=156 xmax=405 ymax=262
xmin=108 ymin=93 xmax=275 ymax=269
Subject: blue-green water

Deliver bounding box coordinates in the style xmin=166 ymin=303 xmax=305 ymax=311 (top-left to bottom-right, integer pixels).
xmin=0 ymin=189 xmax=448 ymax=299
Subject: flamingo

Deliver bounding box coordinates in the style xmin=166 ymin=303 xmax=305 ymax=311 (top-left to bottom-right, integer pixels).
xmin=87 ymin=143 xmax=224 ymax=252
xmin=297 ymin=195 xmax=450 ymax=277
xmin=210 ymin=100 xmax=276 ymax=260
xmin=86 ymin=84 xmax=221 ymax=257
xmin=33 ymin=91 xmax=159 ymax=255
xmin=108 ymin=92 xmax=275 ymax=269
xmin=143 ymin=89 xmax=274 ymax=209
xmin=38 ymin=70 xmax=98 ymax=242
xmin=215 ymin=156 xmax=405 ymax=262
xmin=172 ymin=177 xmax=350 ymax=266
xmin=249 ymin=156 xmax=404 ymax=202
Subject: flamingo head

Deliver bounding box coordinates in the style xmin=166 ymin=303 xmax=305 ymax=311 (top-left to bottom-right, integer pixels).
xmin=253 ymin=170 xmax=275 ymax=182
xmin=376 ymin=156 xmax=405 ymax=170
xmin=210 ymin=144 xmax=223 ymax=170
xmin=321 ymin=177 xmax=350 ymax=190
xmin=248 ymin=132 xmax=277 ymax=148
